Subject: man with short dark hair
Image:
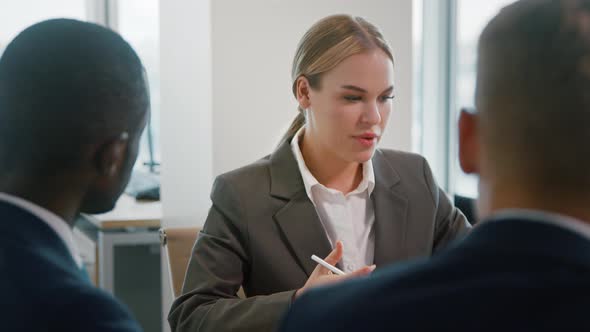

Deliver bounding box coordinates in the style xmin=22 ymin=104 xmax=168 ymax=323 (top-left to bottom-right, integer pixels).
xmin=0 ymin=19 xmax=148 ymax=331
xmin=279 ymin=0 xmax=590 ymax=330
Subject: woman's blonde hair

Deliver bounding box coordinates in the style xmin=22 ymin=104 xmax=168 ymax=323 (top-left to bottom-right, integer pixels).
xmin=280 ymin=14 xmax=394 ymax=145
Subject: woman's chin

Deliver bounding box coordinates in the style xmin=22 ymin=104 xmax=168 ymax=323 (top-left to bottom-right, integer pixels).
xmin=352 ymin=149 xmax=376 ymax=163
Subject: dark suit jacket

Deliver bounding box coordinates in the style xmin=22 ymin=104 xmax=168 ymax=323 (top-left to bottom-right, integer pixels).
xmin=0 ymin=201 xmax=142 ymax=332
xmin=168 ymin=142 xmax=470 ymax=332
xmin=279 ymin=216 xmax=590 ymax=332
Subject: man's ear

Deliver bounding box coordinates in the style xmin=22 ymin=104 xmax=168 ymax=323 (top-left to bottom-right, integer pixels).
xmin=458 ymin=109 xmax=480 ymax=174
xmin=295 ymin=76 xmax=312 ymax=110
xmin=94 ymin=132 xmax=129 ymax=178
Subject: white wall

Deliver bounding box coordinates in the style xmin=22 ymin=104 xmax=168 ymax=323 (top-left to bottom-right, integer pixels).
xmin=211 ymin=0 xmax=414 ymax=176
xmin=160 ymin=0 xmax=213 ymax=229
xmin=160 ymin=1 xmax=212 ymax=331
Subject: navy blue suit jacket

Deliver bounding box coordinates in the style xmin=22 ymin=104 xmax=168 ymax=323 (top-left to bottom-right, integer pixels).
xmin=0 ymin=201 xmax=142 ymax=332
xmin=279 ymin=217 xmax=590 ymax=331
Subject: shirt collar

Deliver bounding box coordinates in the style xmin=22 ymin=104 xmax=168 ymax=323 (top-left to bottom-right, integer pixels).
xmin=490 ymin=208 xmax=590 ymax=241
xmin=0 ymin=192 xmax=82 ymax=267
xmin=290 ymin=126 xmax=375 ymax=201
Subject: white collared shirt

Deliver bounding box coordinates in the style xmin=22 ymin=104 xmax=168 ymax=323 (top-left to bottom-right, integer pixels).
xmin=490 ymin=208 xmax=590 ymax=240
xmin=0 ymin=192 xmax=82 ymax=267
xmin=291 ymin=126 xmax=376 ymax=272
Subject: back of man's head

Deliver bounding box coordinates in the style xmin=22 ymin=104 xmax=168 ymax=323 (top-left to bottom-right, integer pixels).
xmin=0 ymin=19 xmax=149 ymax=213
xmin=476 ymin=0 xmax=590 ymax=200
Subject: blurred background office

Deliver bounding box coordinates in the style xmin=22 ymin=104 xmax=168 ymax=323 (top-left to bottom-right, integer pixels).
xmin=0 ymin=1 xmax=514 ymax=331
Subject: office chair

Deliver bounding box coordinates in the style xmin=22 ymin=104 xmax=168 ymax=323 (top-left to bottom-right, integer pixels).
xmin=454 ymin=194 xmax=477 ymax=225
xmin=159 ymin=227 xmax=245 ymax=298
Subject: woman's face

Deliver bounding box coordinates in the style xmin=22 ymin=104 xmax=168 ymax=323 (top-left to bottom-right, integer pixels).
xmin=305 ymin=49 xmax=394 ymax=164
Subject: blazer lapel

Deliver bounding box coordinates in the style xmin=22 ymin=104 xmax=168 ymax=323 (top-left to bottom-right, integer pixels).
xmin=274 ymin=191 xmax=333 ymax=277
xmin=270 ymin=141 xmax=332 ymax=277
xmin=268 ymin=144 xmax=411 ymax=274
xmin=371 ymin=150 xmax=409 ymax=266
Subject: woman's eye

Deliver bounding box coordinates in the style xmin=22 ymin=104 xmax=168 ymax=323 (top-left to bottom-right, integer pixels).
xmin=380 ymin=95 xmax=395 ymax=102
xmin=344 ymin=95 xmax=362 ymax=102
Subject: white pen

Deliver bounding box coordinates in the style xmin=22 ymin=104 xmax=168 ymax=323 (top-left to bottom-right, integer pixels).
xmin=311 ymin=254 xmax=346 ymax=275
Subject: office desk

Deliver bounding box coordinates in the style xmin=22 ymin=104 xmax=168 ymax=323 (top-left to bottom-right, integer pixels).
xmin=76 ymin=195 xmax=162 ymax=332
xmin=91 ymin=194 xmax=161 ymax=229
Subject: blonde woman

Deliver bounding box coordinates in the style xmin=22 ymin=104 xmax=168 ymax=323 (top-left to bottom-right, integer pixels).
xmin=169 ymin=15 xmax=470 ymax=332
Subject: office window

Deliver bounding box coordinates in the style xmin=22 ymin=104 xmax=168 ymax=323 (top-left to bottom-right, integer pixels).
xmin=116 ymin=0 xmax=161 ymax=173
xmin=452 ymin=0 xmax=516 ymax=197
xmin=412 ymin=0 xmax=424 ymax=154
xmin=416 ymin=0 xmax=515 ymax=198
xmin=0 ymin=1 xmax=85 ymax=56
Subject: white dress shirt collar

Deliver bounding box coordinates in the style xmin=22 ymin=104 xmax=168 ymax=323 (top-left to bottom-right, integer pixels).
xmin=0 ymin=192 xmax=82 ymax=267
xmin=290 ymin=126 xmax=375 ymax=201
xmin=290 ymin=126 xmax=377 ymax=271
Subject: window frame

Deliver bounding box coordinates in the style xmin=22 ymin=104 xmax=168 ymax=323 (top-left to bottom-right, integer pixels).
xmin=89 ymin=0 xmax=160 ymax=173
xmin=415 ymin=0 xmax=458 ymax=194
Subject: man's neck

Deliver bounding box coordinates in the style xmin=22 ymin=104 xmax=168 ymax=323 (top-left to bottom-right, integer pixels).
xmin=0 ymin=176 xmax=83 ymax=226
xmin=482 ymin=185 xmax=590 ymax=225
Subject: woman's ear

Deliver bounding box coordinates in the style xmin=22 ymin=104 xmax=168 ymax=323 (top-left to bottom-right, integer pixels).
xmin=296 ymin=76 xmax=312 ymax=110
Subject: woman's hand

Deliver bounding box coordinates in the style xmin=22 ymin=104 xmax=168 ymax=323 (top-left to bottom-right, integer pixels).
xmin=294 ymin=241 xmax=376 ymax=299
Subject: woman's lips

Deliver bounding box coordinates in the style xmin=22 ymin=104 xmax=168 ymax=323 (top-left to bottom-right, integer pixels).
xmin=353 ymin=133 xmax=379 ymax=147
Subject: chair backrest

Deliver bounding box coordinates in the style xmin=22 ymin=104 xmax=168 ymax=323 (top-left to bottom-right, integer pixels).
xmin=454 ymin=194 xmax=478 ymax=225
xmin=159 ymin=227 xmax=200 ymax=298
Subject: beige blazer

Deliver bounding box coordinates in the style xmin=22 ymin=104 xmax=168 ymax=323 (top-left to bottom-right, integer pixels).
xmin=168 ymin=142 xmax=471 ymax=332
